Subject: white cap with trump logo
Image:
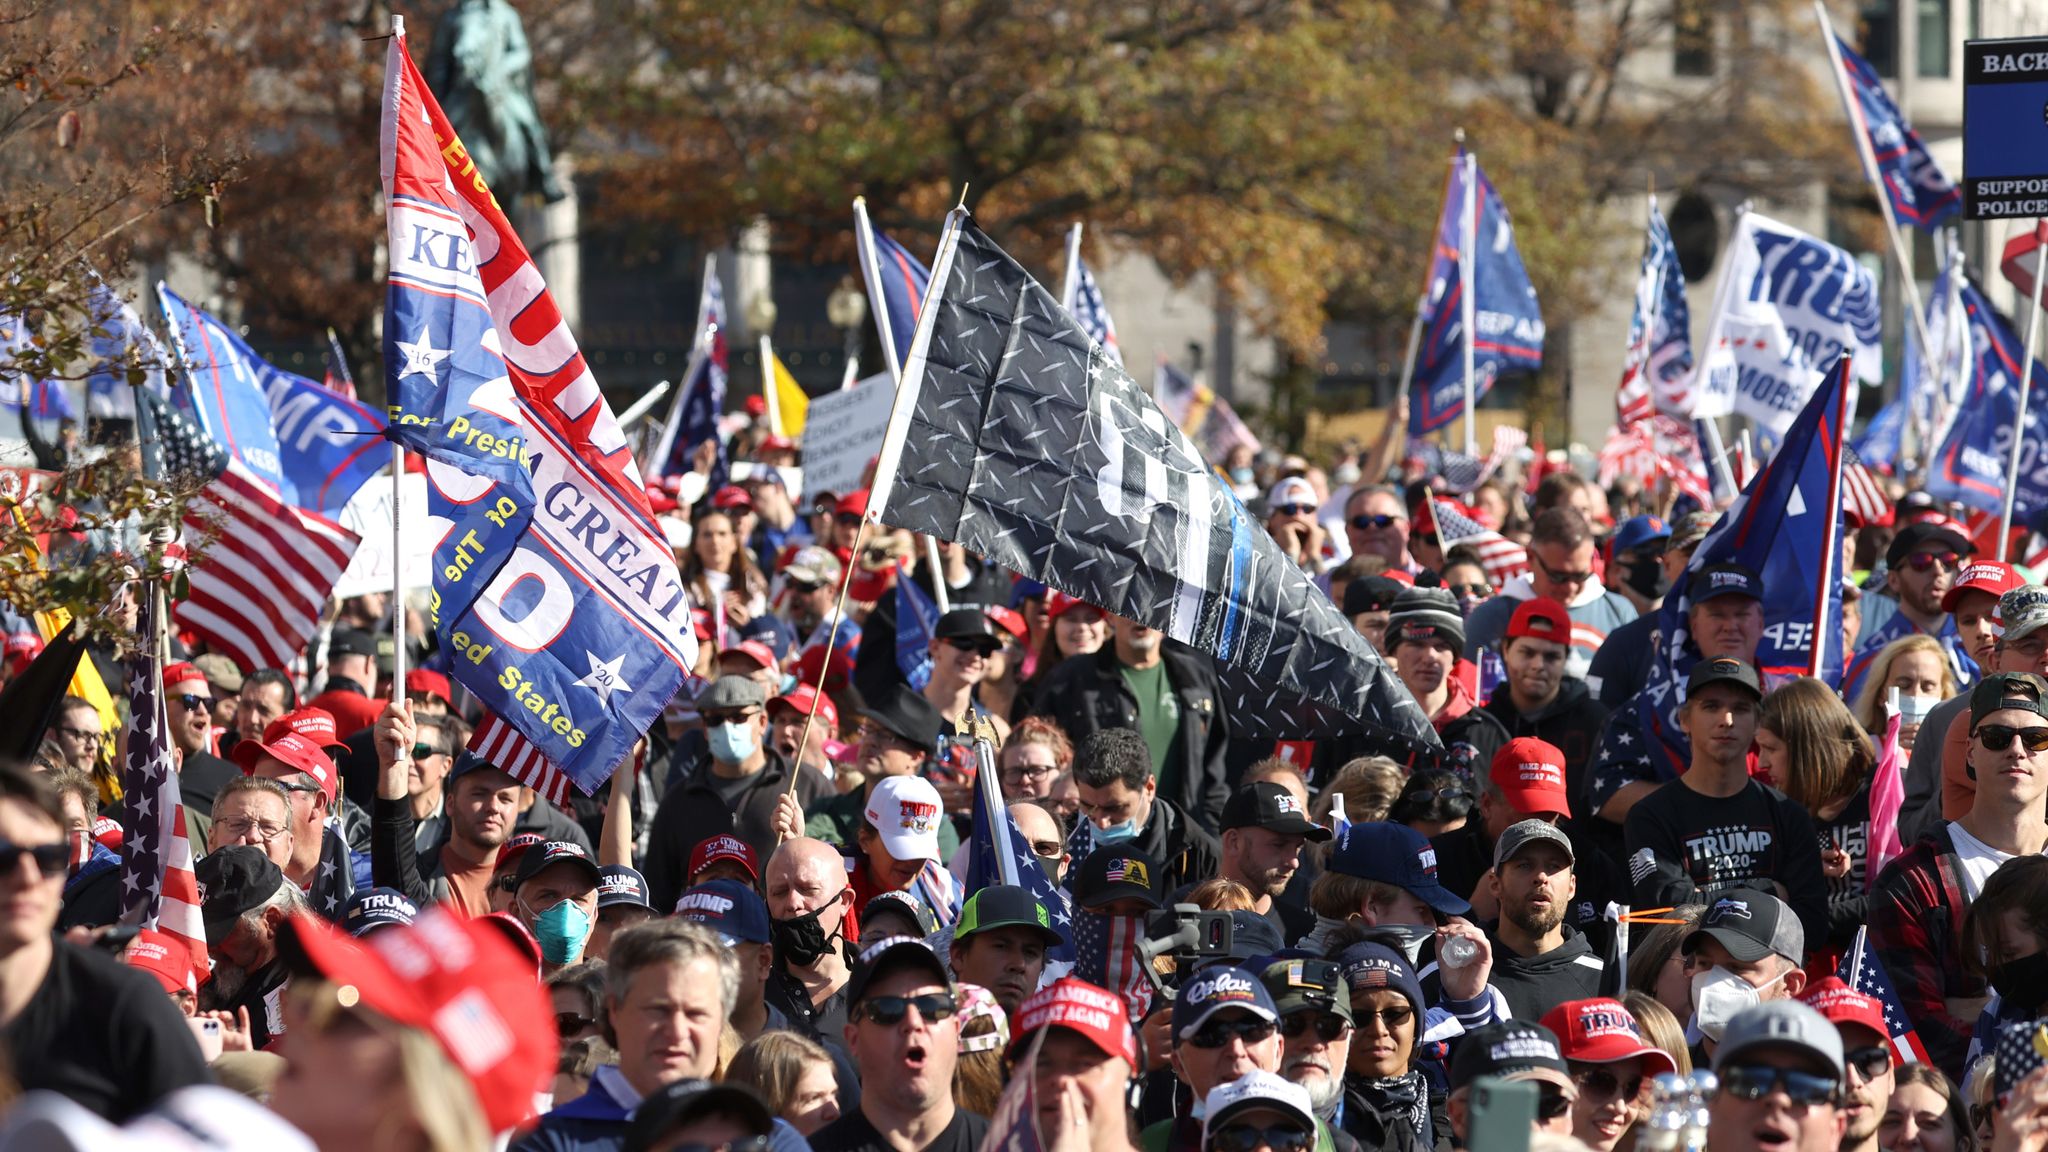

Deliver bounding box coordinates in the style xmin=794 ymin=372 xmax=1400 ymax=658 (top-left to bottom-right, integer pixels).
xmin=864 ymin=775 xmax=945 ymax=862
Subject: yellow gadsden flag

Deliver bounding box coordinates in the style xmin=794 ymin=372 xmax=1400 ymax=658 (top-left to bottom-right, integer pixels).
xmin=769 ymin=353 xmax=808 ymax=437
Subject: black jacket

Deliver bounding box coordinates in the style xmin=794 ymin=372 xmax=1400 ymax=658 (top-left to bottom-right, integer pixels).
xmin=1031 ymin=642 xmax=1231 ymax=831
xmin=179 ymin=752 xmax=240 ymax=820
xmin=1482 ymin=921 xmax=1608 ymax=1022
xmin=1481 ymin=677 xmax=1609 ymax=811
xmin=643 ymin=750 xmax=832 ymax=914
xmin=1125 ymin=796 xmax=1222 ymax=898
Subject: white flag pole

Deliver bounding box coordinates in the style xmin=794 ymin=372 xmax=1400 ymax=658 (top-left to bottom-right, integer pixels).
xmin=1059 ymin=222 xmax=1084 ymax=313
xmin=1459 ymin=143 xmax=1480 ymax=459
xmin=1686 ymin=203 xmax=1747 ymax=501
xmin=760 ymin=333 xmax=781 ymax=438
xmin=645 ymin=254 xmax=717 ymax=475
xmin=2000 ymin=222 xmax=2048 ymax=560
xmin=869 ymin=208 xmax=968 ymax=527
xmin=614 ymin=380 xmax=671 ymax=430
xmin=853 ymin=197 xmax=904 ymax=383
xmin=386 ymin=14 xmax=408 ymax=726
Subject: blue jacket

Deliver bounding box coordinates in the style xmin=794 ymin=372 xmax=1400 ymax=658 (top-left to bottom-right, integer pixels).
xmin=512 ymin=1066 xmax=813 ymax=1152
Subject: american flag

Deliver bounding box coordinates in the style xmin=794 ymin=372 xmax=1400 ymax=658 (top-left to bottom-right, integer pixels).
xmin=1597 ymin=417 xmax=1713 ymax=508
xmin=141 ymin=388 xmax=360 ymax=674
xmin=467 ymin=711 xmax=575 ymax=808
xmin=1430 ymin=498 xmax=1530 ymax=585
xmin=1841 ymin=450 xmax=1892 ymax=528
xmin=1838 ymin=927 xmax=1931 ymax=1065
xmin=119 ymin=593 xmax=208 ymax=980
xmin=1071 ymin=909 xmax=1152 ymax=1024
xmin=967 ymin=744 xmax=1074 ymax=960
xmin=1486 ymin=425 xmax=1529 ymax=482
xmin=320 ymin=327 xmax=357 ymax=401
xmin=1062 ymin=252 xmax=1123 ymax=367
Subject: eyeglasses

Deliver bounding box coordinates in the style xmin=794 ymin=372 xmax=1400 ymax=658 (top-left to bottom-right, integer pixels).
xmin=1001 ymin=762 xmax=1057 ymax=784
xmin=1844 ymin=1045 xmax=1892 ymax=1080
xmin=1027 ymin=839 xmax=1063 ymax=859
xmin=1537 ymin=1090 xmax=1574 ymax=1121
xmin=1573 ymin=1066 xmax=1646 ymax=1102
xmin=1279 ymin=1012 xmax=1352 ymax=1042
xmin=1187 ymin=1016 xmax=1278 ymax=1049
xmin=410 ymin=743 xmax=446 ymax=761
xmin=555 ymin=1012 xmax=597 ymax=1037
xmin=1903 ymin=550 xmax=1961 ymax=573
xmin=943 ymin=638 xmax=998 ymax=657
xmin=1535 ymin=559 xmax=1595 ymax=586
xmin=216 ymin=818 xmax=289 ymax=842
xmin=54 ymin=727 xmax=103 ymax=745
xmin=786 ymin=577 xmax=823 ymax=593
xmin=1273 ymin=503 xmax=1316 ymax=517
xmin=1975 ymin=723 xmax=2048 ymax=752
xmin=0 ymin=840 xmax=70 ymax=878
xmin=858 ymin=722 xmax=917 ymax=751
xmin=857 ymin=993 xmax=956 ymax=1026
xmin=1349 ymin=513 xmax=1403 ymax=531
xmin=176 ymin=694 xmax=212 ymax=713
xmin=1209 ymin=1124 xmax=1314 ymax=1152
xmin=702 ymin=709 xmax=762 ymax=727
xmin=1450 ymin=583 xmax=1493 ymax=600
xmin=1719 ymin=1064 xmax=1840 ymax=1107
xmin=275 ymin=779 xmax=324 ymax=796
xmin=1356 ymin=1005 xmax=1415 ymax=1032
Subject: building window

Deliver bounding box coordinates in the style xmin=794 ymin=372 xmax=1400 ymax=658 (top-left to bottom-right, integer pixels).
xmin=1861 ymin=1 xmax=1898 ymax=77
xmin=1917 ymin=0 xmax=1950 ymax=77
xmin=1674 ymin=0 xmax=1714 ymax=76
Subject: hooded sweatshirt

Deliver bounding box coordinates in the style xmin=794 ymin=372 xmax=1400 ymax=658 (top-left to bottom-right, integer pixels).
xmin=1479 ymin=920 xmax=1606 ymax=1021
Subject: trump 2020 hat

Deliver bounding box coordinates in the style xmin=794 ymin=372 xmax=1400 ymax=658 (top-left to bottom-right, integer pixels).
xmin=596 ymin=865 xmax=654 ymax=912
xmin=1540 ymin=998 xmax=1678 ymax=1077
xmin=1688 ymin=562 xmax=1761 ymax=603
xmin=673 ymin=879 xmax=771 ymax=946
xmin=863 ymin=775 xmax=944 ymax=862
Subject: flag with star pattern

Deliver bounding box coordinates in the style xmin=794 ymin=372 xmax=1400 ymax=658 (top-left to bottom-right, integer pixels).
xmin=871 ymin=211 xmax=1436 ymax=752
xmin=967 ymin=728 xmax=1074 ymax=962
xmin=118 ymin=593 xmax=209 ymax=980
xmin=379 ymin=20 xmax=697 ymax=792
xmin=1838 ymin=927 xmax=1931 ymax=1065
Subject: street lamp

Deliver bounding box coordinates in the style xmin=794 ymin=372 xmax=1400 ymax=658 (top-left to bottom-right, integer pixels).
xmin=745 ymin=292 xmax=778 ymax=338
xmin=827 ymin=276 xmax=867 ymax=371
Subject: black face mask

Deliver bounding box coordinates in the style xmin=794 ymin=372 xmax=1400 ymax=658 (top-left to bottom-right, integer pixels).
xmin=771 ymin=891 xmax=846 ymax=967
xmin=1990 ymin=951 xmax=2048 ymax=1013
xmin=1624 ymin=552 xmax=1670 ymax=601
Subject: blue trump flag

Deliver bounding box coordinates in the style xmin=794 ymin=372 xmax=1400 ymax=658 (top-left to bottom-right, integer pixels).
xmin=648 ymin=263 xmax=728 ymax=485
xmin=1631 ymin=355 xmax=1854 ymax=774
xmin=156 ymin=286 xmax=385 ymax=518
xmin=1927 ymin=280 xmax=2048 ymax=520
xmin=1854 ymin=392 xmax=1907 ymax=473
xmin=854 ymin=201 xmax=934 ymax=380
xmin=895 ymin=565 xmax=940 ymax=690
xmin=966 ymin=725 xmax=1074 ymax=962
xmin=1831 ymin=34 xmax=1962 ymax=231
xmin=1411 ymin=150 xmax=1545 ymax=436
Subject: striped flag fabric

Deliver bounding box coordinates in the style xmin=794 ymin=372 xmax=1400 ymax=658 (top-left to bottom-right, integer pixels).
xmin=467 ymin=712 xmax=574 ymax=808
xmin=1842 ymin=452 xmax=1892 ymax=528
xmin=119 ymin=593 xmax=208 ymax=980
xmin=1060 ymin=251 xmax=1123 ymax=367
xmin=966 ymin=724 xmax=1074 ymax=960
xmin=1430 ymin=498 xmax=1529 ymax=585
xmin=1486 ymin=424 xmax=1529 ymax=482
xmin=1838 ymin=928 xmax=1932 ymax=1065
xmin=139 ymin=387 xmax=359 ymax=674
xmin=1071 ymin=908 xmax=1153 ymax=1025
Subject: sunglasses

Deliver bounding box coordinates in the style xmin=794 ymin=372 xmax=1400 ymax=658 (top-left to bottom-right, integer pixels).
xmin=1536 ymin=560 xmax=1595 ymax=586
xmin=1027 ymin=839 xmax=1063 ymax=858
xmin=1902 ymin=550 xmax=1961 ymax=573
xmin=1210 ymin=1124 xmax=1314 ymax=1152
xmin=1573 ymin=1066 xmax=1645 ymax=1102
xmin=176 ymin=694 xmax=212 ymax=713
xmin=556 ymin=1012 xmax=597 ymax=1037
xmin=1412 ymin=533 xmax=1439 ymax=548
xmin=1355 ymin=1005 xmax=1415 ymax=1032
xmin=834 ymin=513 xmax=863 ymax=527
xmin=1719 ymin=1064 xmax=1840 ymax=1107
xmin=1273 ymin=503 xmax=1316 ymax=517
xmin=858 ymin=993 xmax=957 ymax=1026
xmin=0 ymin=840 xmax=70 ymax=877
xmin=410 ymin=743 xmax=445 ymax=761
xmin=1976 ymin=723 xmax=2048 ymax=752
xmin=1279 ymin=1011 xmax=1351 ymax=1042
xmin=943 ymin=638 xmax=999 ymax=657
xmin=1349 ymin=513 xmax=1403 ymax=531
xmin=702 ymin=709 xmax=762 ymax=727
xmin=1187 ymin=1016 xmax=1278 ymax=1049
xmin=1450 ymin=582 xmax=1493 ymax=600
xmin=1537 ymin=1090 xmax=1574 ymax=1121
xmin=1844 ymin=1045 xmax=1892 ymax=1080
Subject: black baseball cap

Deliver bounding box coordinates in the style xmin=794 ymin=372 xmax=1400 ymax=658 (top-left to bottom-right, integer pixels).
xmin=1886 ymin=520 xmax=1973 ymax=569
xmin=511 ymin=840 xmax=603 ymax=892
xmin=845 ymin=936 xmax=955 ymax=1005
xmin=1448 ymin=1021 xmax=1576 ymax=1094
xmin=955 ymin=884 xmax=1063 ymax=947
xmin=1220 ymin=782 xmax=1332 ymax=842
xmin=1686 ymin=657 xmax=1763 ymax=699
xmin=1072 ymin=848 xmax=1163 ymax=910
xmin=1343 ymin=574 xmax=1404 ymax=617
xmin=1970 ymin=671 xmax=2048 ymax=727
xmin=596 ymin=865 xmax=654 ymax=911
xmin=857 ymin=685 xmax=946 ymax=756
xmin=342 ymin=886 xmax=418 ymax=937
xmin=864 ymin=889 xmax=940 ymax=938
xmin=1687 ymin=563 xmax=1762 ymax=604
xmin=327 ymin=628 xmax=378 ymax=658
xmin=196 ymin=846 xmax=286 ymax=944
xmin=1683 ymin=887 xmax=1804 ymax=965
xmin=931 ymin=608 xmax=1000 ymax=653
xmin=623 ymin=1078 xmax=773 ymax=1152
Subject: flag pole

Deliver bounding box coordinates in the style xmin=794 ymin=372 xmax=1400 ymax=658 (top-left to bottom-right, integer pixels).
xmin=1395 ymin=296 xmax=1426 ymax=445
xmin=1059 ymin=222 xmax=1084 ymax=313
xmin=2000 ymin=222 xmax=2048 ymax=559
xmin=614 ymin=379 xmax=672 ymax=430
xmin=1812 ymin=357 xmax=1850 ymax=678
xmin=390 ymin=441 xmax=407 ymax=712
xmin=1687 ymin=202 xmax=1746 ymax=500
xmin=645 ymin=255 xmax=716 ymax=475
xmin=1848 ymin=924 xmax=1868 ymax=987
xmin=869 ymin=208 xmax=968 ymax=534
xmin=1814 ymin=1 xmax=1940 ymax=390
xmin=1459 ymin=138 xmax=1480 ymax=459
xmin=852 ymin=197 xmax=904 ymax=382
xmin=760 ymin=333 xmax=781 ymax=438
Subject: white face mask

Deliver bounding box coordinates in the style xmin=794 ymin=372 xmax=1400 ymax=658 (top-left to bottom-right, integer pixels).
xmin=1898 ymin=693 xmax=1939 ymax=724
xmin=1691 ymin=964 xmax=1787 ymax=1041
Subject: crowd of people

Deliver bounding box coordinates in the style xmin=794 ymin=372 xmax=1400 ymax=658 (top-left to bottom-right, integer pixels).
xmin=5 ymin=432 xmax=2048 ymax=1152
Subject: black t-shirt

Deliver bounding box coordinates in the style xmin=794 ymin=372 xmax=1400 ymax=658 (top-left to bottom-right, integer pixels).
xmin=1622 ymin=775 xmax=1829 ymax=947
xmin=810 ymin=1106 xmax=988 ymax=1152
xmin=3 ymin=938 xmax=209 ymax=1120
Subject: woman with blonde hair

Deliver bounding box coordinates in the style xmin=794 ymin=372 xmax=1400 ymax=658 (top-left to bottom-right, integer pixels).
xmin=1849 ymin=633 xmax=1957 ymax=753
xmin=726 ymin=1031 xmax=842 ymax=1137
xmin=1311 ymin=757 xmax=1405 ymax=830
xmin=1757 ymin=676 xmax=1877 ymax=961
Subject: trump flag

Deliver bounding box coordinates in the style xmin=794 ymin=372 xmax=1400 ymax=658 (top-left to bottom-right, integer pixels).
xmin=1410 ymin=151 xmax=1545 ymax=436
xmin=1926 ymin=280 xmax=2048 ymax=522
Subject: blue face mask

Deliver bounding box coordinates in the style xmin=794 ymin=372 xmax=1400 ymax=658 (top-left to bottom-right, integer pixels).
xmin=708 ymin=721 xmax=758 ymax=764
xmin=1093 ymin=817 xmax=1141 ymax=845
xmin=526 ymin=898 xmax=592 ymax=966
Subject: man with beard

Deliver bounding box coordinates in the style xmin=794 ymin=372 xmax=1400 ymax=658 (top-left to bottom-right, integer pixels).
xmin=1481 ymin=821 xmax=1604 ymax=1020
xmin=1140 ymin=964 xmax=1285 ymax=1152
xmin=372 ymin=700 xmax=523 ymax=917
xmin=196 ymin=845 xmax=310 ymax=1050
xmin=947 ymin=885 xmax=1061 ymax=1017
xmin=1797 ymin=978 xmax=1896 ymax=1152
xmin=1260 ymin=957 xmax=1363 ymax=1152
xmin=1900 ymin=563 xmax=2025 ymax=842
xmin=810 ymin=937 xmax=987 ymax=1152
xmin=1218 ymin=782 xmax=1329 ymax=943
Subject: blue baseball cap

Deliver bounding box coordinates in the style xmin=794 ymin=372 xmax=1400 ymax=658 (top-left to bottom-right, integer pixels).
xmin=343 ymin=886 xmax=418 ymax=937
xmin=1326 ymin=821 xmax=1471 ymax=917
xmin=673 ymin=879 xmax=771 ymax=946
xmin=1172 ymin=964 xmax=1281 ymax=1043
xmin=596 ymin=865 xmax=653 ymax=911
xmin=1611 ymin=515 xmax=1671 ymax=555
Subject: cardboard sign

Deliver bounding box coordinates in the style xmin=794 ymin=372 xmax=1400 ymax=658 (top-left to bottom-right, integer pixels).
xmin=800 ymin=373 xmax=895 ymax=502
